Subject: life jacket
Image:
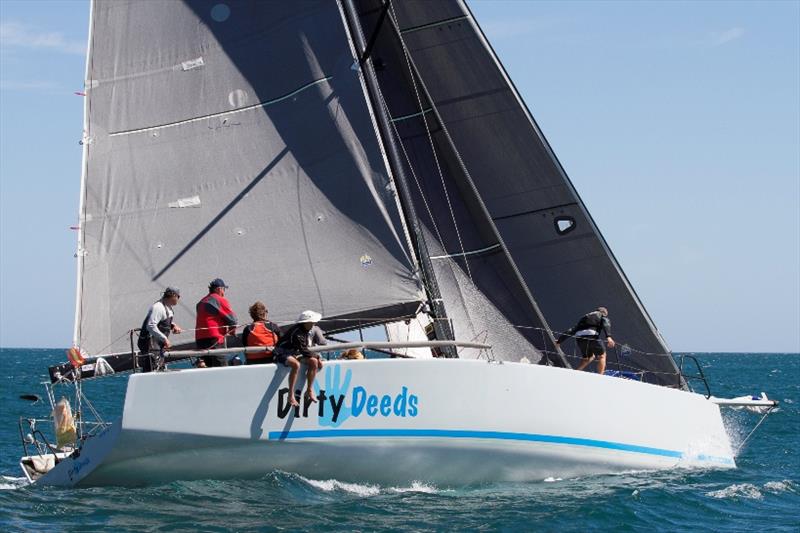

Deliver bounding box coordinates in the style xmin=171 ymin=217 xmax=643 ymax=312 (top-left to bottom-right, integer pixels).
xmin=138 ymin=301 xmax=173 ymax=353
xmin=196 ymin=293 xmax=236 ymax=343
xmin=245 ymin=322 xmax=279 ymax=360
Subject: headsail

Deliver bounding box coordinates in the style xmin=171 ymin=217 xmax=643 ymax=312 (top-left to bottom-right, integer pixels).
xmin=75 ymin=0 xmax=423 ymax=354
xmin=373 ymin=0 xmax=682 ymax=386
xmin=349 ymin=0 xmax=565 ymax=364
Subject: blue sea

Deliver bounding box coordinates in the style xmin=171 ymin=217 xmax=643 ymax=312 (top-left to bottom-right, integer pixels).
xmin=0 ymin=349 xmax=797 ymax=531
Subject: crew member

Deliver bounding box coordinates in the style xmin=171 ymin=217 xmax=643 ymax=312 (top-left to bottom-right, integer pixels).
xmin=138 ymin=287 xmax=183 ymax=372
xmin=273 ymin=310 xmax=326 ymax=407
xmin=241 ymin=301 xmax=281 ymax=365
xmin=195 ymin=278 xmax=238 ymax=367
xmin=556 ymin=306 xmax=616 ymax=375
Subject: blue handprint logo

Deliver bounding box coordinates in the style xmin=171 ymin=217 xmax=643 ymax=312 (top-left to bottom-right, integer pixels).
xmin=314 ymin=365 xmax=352 ymax=427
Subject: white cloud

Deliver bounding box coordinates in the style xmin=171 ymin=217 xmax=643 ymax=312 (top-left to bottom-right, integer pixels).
xmin=0 ymin=21 xmax=85 ymax=55
xmin=709 ymin=27 xmax=745 ymax=47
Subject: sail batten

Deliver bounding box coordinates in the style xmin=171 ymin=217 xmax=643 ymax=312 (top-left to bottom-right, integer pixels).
xmin=108 ymin=77 xmax=334 ymax=137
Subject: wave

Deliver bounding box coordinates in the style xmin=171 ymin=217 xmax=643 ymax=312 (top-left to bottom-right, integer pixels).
xmin=388 ymin=481 xmax=440 ymax=494
xmin=295 ymin=474 xmax=441 ymax=496
xmin=298 ymin=476 xmax=381 ymax=497
xmin=706 ymin=483 xmax=763 ymax=500
xmin=0 ymin=476 xmax=29 ymax=490
xmin=762 ymin=480 xmax=797 ymax=494
xmin=705 ymin=480 xmax=796 ymax=500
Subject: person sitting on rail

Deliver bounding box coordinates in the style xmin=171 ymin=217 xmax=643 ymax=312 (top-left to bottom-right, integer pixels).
xmin=240 ymin=301 xmax=281 ymax=365
xmin=195 ymin=278 xmax=238 ymax=368
xmin=137 ymin=287 xmax=183 ymax=372
xmin=555 ymin=306 xmax=616 ymax=375
xmin=273 ymin=310 xmax=326 ymax=407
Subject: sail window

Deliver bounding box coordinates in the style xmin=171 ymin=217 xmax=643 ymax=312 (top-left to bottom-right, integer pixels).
xmin=554 ymin=216 xmax=576 ymax=235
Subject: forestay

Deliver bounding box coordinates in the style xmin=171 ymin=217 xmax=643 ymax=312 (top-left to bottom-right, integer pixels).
xmin=75 ymin=0 xmax=423 ymax=354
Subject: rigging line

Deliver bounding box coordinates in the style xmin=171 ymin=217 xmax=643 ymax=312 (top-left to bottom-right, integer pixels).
xmin=109 ymin=76 xmax=333 ymax=137
xmin=378 ymin=90 xmax=446 ymax=256
xmin=389 ymin=2 xmax=474 ymax=284
xmin=735 ymin=406 xmax=776 ymax=456
xmin=511 ymin=324 xmax=677 ymax=358
xmin=429 ymin=243 xmax=501 ymax=260
xmin=391 ymin=107 xmax=432 ymax=123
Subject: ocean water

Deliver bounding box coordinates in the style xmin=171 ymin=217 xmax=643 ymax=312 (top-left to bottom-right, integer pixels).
xmin=0 ymin=349 xmax=797 ymax=532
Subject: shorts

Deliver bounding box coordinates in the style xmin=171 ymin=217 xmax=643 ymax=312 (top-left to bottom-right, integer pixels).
xmin=272 ymin=347 xmax=293 ymax=367
xmin=576 ymin=337 xmax=605 ymax=359
xmin=272 ymin=348 xmax=319 ymax=367
xmin=246 ymin=357 xmax=273 ymax=365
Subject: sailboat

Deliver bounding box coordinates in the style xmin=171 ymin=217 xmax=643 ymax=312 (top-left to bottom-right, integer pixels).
xmin=17 ymin=0 xmax=776 ymax=487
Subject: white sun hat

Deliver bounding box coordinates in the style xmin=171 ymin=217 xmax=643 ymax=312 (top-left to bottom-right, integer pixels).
xmin=296 ymin=310 xmax=322 ymax=324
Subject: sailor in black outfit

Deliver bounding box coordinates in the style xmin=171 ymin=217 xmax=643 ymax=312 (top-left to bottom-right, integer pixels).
xmin=556 ymin=306 xmax=616 ymax=374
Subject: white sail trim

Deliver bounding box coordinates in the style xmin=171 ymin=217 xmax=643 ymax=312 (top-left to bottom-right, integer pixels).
xmin=428 ymin=243 xmax=501 ymax=260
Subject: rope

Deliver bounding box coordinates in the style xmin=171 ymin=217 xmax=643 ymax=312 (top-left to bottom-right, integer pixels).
xmin=388 ymin=2 xmax=473 ymax=284
xmin=735 ymin=406 xmax=776 ymax=455
xmin=511 ymin=324 xmax=676 ymax=358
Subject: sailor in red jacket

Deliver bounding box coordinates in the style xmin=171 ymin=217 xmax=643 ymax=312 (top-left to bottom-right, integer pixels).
xmin=195 ymin=278 xmax=238 ymax=367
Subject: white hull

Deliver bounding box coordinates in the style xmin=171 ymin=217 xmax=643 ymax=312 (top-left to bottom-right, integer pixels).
xmin=38 ymin=359 xmax=735 ymax=487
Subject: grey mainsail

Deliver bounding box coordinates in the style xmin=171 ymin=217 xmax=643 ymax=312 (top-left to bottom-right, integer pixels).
xmin=75 ymin=0 xmax=423 ymax=354
xmin=355 ymin=0 xmax=682 ymax=386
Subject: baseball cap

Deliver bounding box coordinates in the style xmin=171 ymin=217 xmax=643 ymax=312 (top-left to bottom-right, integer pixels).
xmin=163 ymin=286 xmax=180 ymax=298
xmin=209 ymin=278 xmax=229 ymax=289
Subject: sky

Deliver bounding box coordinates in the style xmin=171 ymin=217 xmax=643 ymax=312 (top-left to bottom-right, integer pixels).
xmin=0 ymin=0 xmax=798 ymax=353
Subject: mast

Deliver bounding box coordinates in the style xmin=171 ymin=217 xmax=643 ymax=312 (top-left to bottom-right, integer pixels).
xmin=339 ymin=0 xmax=456 ymax=355
xmin=72 ymin=0 xmax=96 ymax=348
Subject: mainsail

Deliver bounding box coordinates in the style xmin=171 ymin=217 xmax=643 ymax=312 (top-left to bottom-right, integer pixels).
xmin=75 ymin=0 xmax=424 ymax=354
xmin=352 ymin=0 xmax=682 ymax=386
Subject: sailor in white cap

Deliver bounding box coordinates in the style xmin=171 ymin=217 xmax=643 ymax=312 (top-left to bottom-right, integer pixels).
xmin=273 ymin=310 xmax=326 ymax=406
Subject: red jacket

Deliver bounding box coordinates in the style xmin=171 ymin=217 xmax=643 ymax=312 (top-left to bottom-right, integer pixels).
xmin=195 ymin=293 xmax=238 ymax=344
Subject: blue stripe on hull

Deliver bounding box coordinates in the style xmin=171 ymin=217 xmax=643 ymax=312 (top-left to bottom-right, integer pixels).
xmin=267 ymin=428 xmax=734 ymax=465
